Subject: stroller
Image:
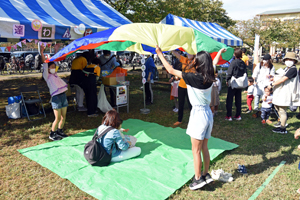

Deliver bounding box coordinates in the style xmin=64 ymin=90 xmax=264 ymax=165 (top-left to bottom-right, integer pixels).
xmin=34 ymin=54 xmax=42 ymax=71
xmin=25 ymin=54 xmax=34 ymax=71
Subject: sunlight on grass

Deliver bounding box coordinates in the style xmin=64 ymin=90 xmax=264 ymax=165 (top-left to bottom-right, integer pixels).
xmin=0 ymin=72 xmax=300 ymax=199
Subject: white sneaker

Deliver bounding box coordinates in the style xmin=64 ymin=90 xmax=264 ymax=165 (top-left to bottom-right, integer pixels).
xmin=219 ymin=172 xmax=233 ymax=182
xmin=173 ymin=108 xmax=178 ymax=113
xmin=211 ymin=169 xmax=233 ymax=182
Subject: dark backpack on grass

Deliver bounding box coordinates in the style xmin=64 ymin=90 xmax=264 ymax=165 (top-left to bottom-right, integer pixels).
xmin=84 ymin=126 xmax=114 ymax=166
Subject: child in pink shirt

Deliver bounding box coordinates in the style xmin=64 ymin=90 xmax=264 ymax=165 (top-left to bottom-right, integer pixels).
xmin=41 ymin=44 xmax=68 ymax=141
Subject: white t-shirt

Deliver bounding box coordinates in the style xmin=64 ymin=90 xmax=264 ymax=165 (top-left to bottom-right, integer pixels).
xmin=261 ymin=94 xmax=273 ymax=108
xmin=247 ymin=85 xmax=254 ymax=95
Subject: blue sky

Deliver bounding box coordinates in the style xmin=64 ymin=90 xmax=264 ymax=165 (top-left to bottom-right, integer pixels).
xmin=222 ymin=0 xmax=300 ymax=20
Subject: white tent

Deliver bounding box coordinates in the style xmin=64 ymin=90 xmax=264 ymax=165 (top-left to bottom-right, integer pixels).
xmin=160 ymin=14 xmax=242 ymax=46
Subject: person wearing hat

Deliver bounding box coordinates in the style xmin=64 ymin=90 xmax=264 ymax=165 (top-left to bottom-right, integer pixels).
xmin=252 ymin=54 xmax=275 ymax=111
xmin=268 ymin=52 xmax=300 ymax=134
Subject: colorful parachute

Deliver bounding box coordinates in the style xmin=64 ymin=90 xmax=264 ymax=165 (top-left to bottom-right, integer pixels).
xmin=49 ymin=23 xmax=234 ymax=64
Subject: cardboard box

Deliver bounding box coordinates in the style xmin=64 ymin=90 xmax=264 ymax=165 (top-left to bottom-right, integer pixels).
xmin=162 ymin=70 xmax=168 ymax=75
xmin=102 ymin=77 xmax=117 ymax=85
xmin=159 ymin=74 xmax=167 ymax=79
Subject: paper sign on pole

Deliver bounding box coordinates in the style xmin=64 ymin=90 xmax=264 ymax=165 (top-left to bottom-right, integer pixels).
xmin=116 ymin=86 xmax=127 ymax=105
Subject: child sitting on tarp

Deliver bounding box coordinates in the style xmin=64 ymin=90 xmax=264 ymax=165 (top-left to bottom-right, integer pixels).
xmin=97 ymin=110 xmax=141 ymax=162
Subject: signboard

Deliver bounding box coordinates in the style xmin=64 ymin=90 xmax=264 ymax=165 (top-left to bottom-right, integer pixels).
xmin=84 ymin=29 xmax=93 ymax=36
xmin=116 ymin=86 xmax=127 ymax=105
xmin=41 ymin=27 xmax=52 ymax=38
xmin=13 ymin=24 xmax=25 ymax=37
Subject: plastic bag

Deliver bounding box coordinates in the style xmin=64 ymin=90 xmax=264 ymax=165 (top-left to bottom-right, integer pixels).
xmin=6 ymin=102 xmax=21 ymax=119
xmin=97 ymin=84 xmax=113 ymax=113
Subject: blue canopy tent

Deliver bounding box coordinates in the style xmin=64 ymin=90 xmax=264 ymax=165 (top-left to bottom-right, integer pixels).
xmin=160 ymin=14 xmax=242 ymax=47
xmin=0 ymin=0 xmax=131 ymax=42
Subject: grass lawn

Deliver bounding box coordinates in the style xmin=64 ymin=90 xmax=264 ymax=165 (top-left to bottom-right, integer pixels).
xmin=0 ymin=64 xmax=300 ymax=199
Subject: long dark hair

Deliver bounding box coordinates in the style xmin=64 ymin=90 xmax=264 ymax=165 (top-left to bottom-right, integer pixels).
xmin=185 ymin=51 xmax=215 ymax=84
xmin=260 ymin=59 xmax=273 ymax=69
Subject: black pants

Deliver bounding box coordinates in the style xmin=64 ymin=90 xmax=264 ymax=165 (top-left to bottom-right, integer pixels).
xmin=109 ymin=88 xmax=115 ymax=107
xmin=226 ymin=87 xmax=242 ymax=117
xmin=145 ymin=82 xmax=153 ymax=103
xmin=178 ymin=86 xmax=192 ymax=122
xmin=81 ymin=75 xmax=97 ymax=115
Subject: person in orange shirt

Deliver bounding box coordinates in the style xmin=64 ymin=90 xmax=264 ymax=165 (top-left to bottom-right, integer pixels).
xmin=241 ymin=48 xmax=249 ymax=66
xmin=171 ymin=50 xmax=195 ymax=126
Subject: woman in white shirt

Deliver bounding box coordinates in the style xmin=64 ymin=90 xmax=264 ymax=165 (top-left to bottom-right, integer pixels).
xmin=252 ymin=54 xmax=275 ymax=110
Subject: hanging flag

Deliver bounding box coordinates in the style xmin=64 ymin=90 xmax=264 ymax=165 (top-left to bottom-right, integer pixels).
xmin=21 ymin=39 xmax=27 ymax=45
xmin=43 ymin=42 xmax=47 ymax=47
xmin=27 ymin=39 xmax=32 ymax=42
xmin=6 ymin=46 xmax=11 ymax=52
xmin=35 ymin=39 xmax=39 ymax=44
xmin=0 ymin=47 xmax=6 ymax=52
xmin=47 ymin=43 xmax=51 ymax=48
xmin=17 ymin=42 xmax=22 ymax=48
xmin=12 ymin=44 xmax=17 ymax=49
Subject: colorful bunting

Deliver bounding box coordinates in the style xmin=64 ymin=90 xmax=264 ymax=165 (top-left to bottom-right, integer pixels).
xmin=17 ymin=42 xmax=22 ymax=48
xmin=35 ymin=39 xmax=38 ymax=44
xmin=0 ymin=47 xmax=6 ymax=52
xmin=6 ymin=46 xmax=11 ymax=52
xmin=21 ymin=39 xmax=27 ymax=44
xmin=27 ymin=39 xmax=32 ymax=42
xmin=12 ymin=45 xmax=17 ymax=50
xmin=47 ymin=43 xmax=51 ymax=48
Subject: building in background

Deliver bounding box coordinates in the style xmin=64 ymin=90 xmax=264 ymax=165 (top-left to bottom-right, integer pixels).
xmin=257 ymin=8 xmax=300 ymax=55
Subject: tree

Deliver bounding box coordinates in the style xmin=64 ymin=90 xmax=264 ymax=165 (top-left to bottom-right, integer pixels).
xmin=227 ymin=17 xmax=299 ymax=51
xmin=103 ymin=0 xmax=235 ymax=28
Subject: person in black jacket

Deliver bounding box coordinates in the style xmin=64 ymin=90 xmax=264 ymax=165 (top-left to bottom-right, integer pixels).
xmin=225 ymin=48 xmax=247 ymax=121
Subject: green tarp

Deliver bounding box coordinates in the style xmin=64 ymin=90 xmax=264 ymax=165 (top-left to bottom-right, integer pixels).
xmin=19 ymin=119 xmax=238 ymax=199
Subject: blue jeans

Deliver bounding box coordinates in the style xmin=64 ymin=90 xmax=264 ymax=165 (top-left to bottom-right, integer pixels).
xmin=254 ymin=95 xmax=262 ymax=110
xmin=51 ymin=92 xmax=68 ymax=109
xmin=261 ymin=107 xmax=271 ymax=120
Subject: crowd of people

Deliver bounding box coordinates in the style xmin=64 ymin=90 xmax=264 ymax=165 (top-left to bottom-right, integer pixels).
xmin=40 ymin=41 xmax=300 ymax=191
xmin=163 ymin=47 xmax=300 ymax=190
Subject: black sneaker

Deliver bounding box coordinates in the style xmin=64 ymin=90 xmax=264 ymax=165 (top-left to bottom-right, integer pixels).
xmin=56 ymin=129 xmax=68 ymax=138
xmin=49 ymin=131 xmax=62 ymax=141
xmin=189 ymin=175 xmax=207 ymax=190
xmin=203 ymin=173 xmax=214 ymax=184
xmin=273 ymin=121 xmax=281 ymax=128
xmin=274 ymin=122 xmax=288 ymax=128
xmin=243 ymin=108 xmax=249 ymax=112
xmin=245 ymin=109 xmax=252 ymax=114
xmin=272 ymin=127 xmax=287 ymax=134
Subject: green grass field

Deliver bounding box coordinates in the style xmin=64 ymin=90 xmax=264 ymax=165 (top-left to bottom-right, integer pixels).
xmin=1 ymin=63 xmax=300 ymax=199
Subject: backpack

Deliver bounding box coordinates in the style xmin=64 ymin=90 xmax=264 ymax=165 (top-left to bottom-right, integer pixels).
xmin=84 ymin=126 xmax=114 ymax=166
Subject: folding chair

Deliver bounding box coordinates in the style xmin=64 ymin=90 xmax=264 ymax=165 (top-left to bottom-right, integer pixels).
xmin=19 ymin=85 xmax=46 ymax=121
